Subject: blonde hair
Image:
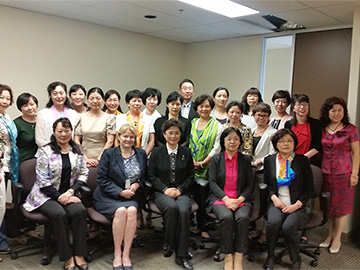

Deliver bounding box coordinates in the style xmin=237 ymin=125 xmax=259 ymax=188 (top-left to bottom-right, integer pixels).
xmin=116 ymin=123 xmax=137 ymax=147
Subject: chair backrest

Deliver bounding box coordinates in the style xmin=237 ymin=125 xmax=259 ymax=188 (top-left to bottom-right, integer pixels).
xmin=311 ymin=165 xmax=323 ymax=198
xmin=86 ymin=166 xmax=98 ymax=191
xmin=18 ymin=158 xmax=37 ymax=194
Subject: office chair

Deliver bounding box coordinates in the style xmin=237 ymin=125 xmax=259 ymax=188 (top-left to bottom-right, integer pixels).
xmin=10 ymin=158 xmax=51 ymax=265
xmin=274 ymin=165 xmax=330 ymax=267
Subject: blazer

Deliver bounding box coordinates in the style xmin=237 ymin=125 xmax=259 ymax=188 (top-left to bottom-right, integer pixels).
xmin=264 ymin=154 xmax=314 ymax=206
xmin=93 ymin=147 xmax=147 ymax=204
xmin=252 ymin=125 xmax=277 ymax=171
xmin=188 ymin=106 xmax=200 ymax=122
xmin=154 ymin=116 xmax=191 ymax=147
xmin=269 ymin=114 xmax=292 ymax=130
xmin=208 ymin=151 xmax=254 ymax=210
xmin=285 ymin=117 xmax=322 ymax=167
xmin=148 ymin=145 xmax=194 ymax=195
xmin=23 ymin=145 xmax=88 ymax=212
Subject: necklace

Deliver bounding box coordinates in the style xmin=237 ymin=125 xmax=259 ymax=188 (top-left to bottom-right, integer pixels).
xmin=254 ymin=126 xmax=267 ymax=136
xmin=328 ymin=122 xmax=342 ymax=133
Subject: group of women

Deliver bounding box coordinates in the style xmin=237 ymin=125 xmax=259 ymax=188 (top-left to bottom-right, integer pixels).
xmin=0 ymin=81 xmax=358 ymax=270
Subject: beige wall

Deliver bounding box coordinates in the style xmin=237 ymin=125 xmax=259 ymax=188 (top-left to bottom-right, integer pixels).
xmin=0 ymin=5 xmax=185 ymax=117
xmin=184 ymin=36 xmax=263 ymax=101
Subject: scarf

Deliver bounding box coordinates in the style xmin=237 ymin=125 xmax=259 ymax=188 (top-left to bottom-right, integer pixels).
xmin=51 ymin=105 xmax=70 ymax=120
xmin=189 ymin=117 xmax=219 ymax=178
xmin=0 ymin=115 xmax=19 ymax=183
xmin=126 ymin=112 xmax=144 ymax=148
xmin=277 ymin=151 xmax=296 ymax=187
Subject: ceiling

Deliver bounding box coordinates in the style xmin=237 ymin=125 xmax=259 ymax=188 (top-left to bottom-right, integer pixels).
xmin=1 ymin=0 xmax=359 ymax=43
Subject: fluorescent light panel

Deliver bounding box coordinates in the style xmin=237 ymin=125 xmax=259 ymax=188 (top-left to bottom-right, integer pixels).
xmin=178 ymin=0 xmax=259 ymax=18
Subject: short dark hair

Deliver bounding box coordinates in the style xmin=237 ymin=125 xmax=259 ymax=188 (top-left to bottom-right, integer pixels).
xmin=0 ymin=84 xmax=14 ymax=105
xmin=320 ymin=96 xmax=350 ymax=128
xmin=271 ymin=90 xmax=291 ymax=106
xmin=271 ymin=128 xmax=298 ymax=152
xmin=161 ymin=118 xmax=184 ymax=133
xmin=241 ymin=87 xmax=263 ymax=115
xmin=166 ymin=91 xmax=184 ymax=104
xmin=69 ymin=84 xmax=86 ymax=96
xmin=290 ymin=94 xmax=310 ymax=126
xmin=193 ymin=94 xmax=215 ymax=111
xmin=253 ymin=102 xmax=271 ymax=116
xmin=87 ymin=87 xmax=104 ymax=99
xmin=46 ymin=81 xmax=73 ymax=109
xmin=103 ymin=89 xmax=123 ymax=113
xmin=125 ymin=89 xmax=143 ymax=103
xmin=49 ymin=118 xmax=82 ymax=155
xmin=220 ymin=127 xmax=243 ymax=152
xmin=226 ymin=100 xmax=243 ymax=113
xmin=142 ymin=87 xmax=162 ymax=106
xmin=16 ymin=93 xmax=38 ymax=111
xmin=212 ymin=87 xmax=229 ymax=98
xmin=179 ymin=79 xmax=194 ymax=89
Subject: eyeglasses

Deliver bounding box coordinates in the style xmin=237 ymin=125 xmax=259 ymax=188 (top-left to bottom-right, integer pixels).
xmin=278 ymin=140 xmax=294 ymax=144
xmin=254 ymin=113 xmax=269 ymax=118
xmin=295 ymin=103 xmax=309 ymax=108
xmin=165 ymin=131 xmax=181 ymax=136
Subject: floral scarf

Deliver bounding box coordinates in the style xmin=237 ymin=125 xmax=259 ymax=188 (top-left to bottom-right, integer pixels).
xmin=0 ymin=115 xmax=19 ymax=183
xmin=277 ymin=151 xmax=296 ymax=187
xmin=126 ymin=112 xmax=144 ymax=148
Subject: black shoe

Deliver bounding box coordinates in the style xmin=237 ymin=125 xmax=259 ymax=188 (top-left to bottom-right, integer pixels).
xmin=187 ymin=251 xmax=193 ymax=260
xmin=291 ymin=260 xmax=301 ymax=270
xmin=175 ymin=257 xmax=193 ymax=270
xmin=0 ymin=247 xmax=11 ymax=255
xmin=163 ymin=245 xmax=174 ymax=257
xmin=263 ymin=256 xmax=274 ymax=270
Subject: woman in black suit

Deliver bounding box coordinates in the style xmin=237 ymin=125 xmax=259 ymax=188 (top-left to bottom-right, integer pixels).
xmin=93 ymin=123 xmax=147 ymax=270
xmin=264 ymin=129 xmax=314 ymax=270
xmin=148 ymin=119 xmax=194 ymax=270
xmin=208 ymin=127 xmax=254 ymax=270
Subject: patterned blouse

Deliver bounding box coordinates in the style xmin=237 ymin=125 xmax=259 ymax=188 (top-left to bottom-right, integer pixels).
xmin=223 ymin=123 xmax=253 ymax=156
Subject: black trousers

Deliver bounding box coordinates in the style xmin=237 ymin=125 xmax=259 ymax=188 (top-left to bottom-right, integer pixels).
xmin=193 ymin=181 xmax=210 ymax=231
xmin=213 ymin=204 xmax=251 ymax=254
xmin=38 ymin=199 xmax=88 ymax=261
xmin=266 ymin=205 xmax=308 ymax=263
xmin=153 ymin=192 xmax=191 ymax=258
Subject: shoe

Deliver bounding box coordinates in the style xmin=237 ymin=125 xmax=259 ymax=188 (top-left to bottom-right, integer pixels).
xmin=291 ymin=260 xmax=301 ymax=270
xmin=187 ymin=251 xmax=193 ymax=260
xmin=137 ymin=217 xmax=144 ymax=230
xmin=329 ymin=242 xmax=341 ymax=254
xmin=175 ymin=257 xmax=193 ymax=270
xmin=163 ymin=245 xmax=174 ymax=257
xmin=0 ymin=247 xmax=11 ymax=255
xmin=319 ymin=241 xmax=330 ymax=248
xmin=75 ymin=257 xmax=89 ymax=270
xmin=64 ymin=264 xmax=76 ymax=270
xmin=123 ymin=266 xmax=133 ymax=270
xmin=113 ymin=266 xmax=123 ymax=270
xmin=263 ymin=256 xmax=274 ymax=270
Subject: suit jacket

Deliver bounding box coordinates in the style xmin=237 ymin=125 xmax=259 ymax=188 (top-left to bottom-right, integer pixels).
xmin=208 ymin=151 xmax=254 ymax=209
xmin=188 ymin=106 xmax=200 ymax=122
xmin=93 ymin=147 xmax=147 ymax=204
xmin=264 ymin=154 xmax=314 ymax=206
xmin=147 ymin=145 xmax=194 ymax=195
xmin=154 ymin=116 xmax=191 ymax=147
xmin=253 ymin=125 xmax=277 ymax=171
xmin=285 ymin=117 xmax=322 ymax=167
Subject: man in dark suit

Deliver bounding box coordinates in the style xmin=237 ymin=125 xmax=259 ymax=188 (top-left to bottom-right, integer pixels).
xmin=148 ymin=119 xmax=195 ymax=270
xmin=179 ymin=79 xmax=199 ymax=121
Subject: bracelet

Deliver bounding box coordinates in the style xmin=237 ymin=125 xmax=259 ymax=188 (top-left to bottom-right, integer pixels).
xmin=67 ymin=189 xmax=75 ymax=195
xmin=351 ymin=175 xmax=359 ymax=178
xmin=200 ymin=162 xmax=204 ymax=168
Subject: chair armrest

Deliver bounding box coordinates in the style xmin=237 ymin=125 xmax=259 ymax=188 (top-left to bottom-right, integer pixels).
xmin=79 ymin=185 xmax=93 ymax=208
xmin=258 ymin=183 xmax=268 ymax=218
xmin=319 ymin=191 xmax=330 ymax=226
xmin=11 ymin=182 xmax=24 ymax=207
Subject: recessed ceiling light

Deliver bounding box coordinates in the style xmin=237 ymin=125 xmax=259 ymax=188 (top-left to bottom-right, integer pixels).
xmin=178 ymin=0 xmax=259 ymax=18
xmin=144 ymin=15 xmax=157 ymax=19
